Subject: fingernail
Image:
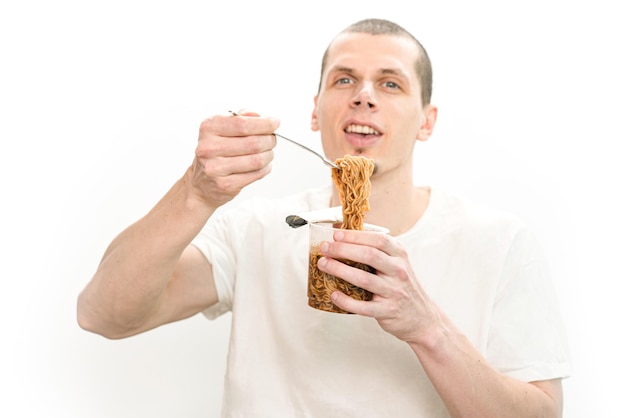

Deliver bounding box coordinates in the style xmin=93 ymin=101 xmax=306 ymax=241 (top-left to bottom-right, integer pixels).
xmin=320 ymin=242 xmax=329 ymax=254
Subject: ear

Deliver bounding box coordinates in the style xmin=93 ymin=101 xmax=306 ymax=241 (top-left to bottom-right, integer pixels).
xmin=417 ymin=105 xmax=438 ymax=142
xmin=311 ymin=96 xmax=320 ymax=132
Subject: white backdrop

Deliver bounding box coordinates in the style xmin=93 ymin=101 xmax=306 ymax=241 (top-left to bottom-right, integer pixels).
xmin=1 ymin=1 xmax=623 ymax=416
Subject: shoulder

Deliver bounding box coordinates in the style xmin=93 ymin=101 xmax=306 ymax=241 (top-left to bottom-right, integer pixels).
xmin=424 ymin=188 xmax=529 ymax=244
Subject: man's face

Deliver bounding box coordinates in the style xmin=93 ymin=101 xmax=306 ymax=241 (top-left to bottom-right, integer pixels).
xmin=311 ymin=32 xmax=435 ymax=176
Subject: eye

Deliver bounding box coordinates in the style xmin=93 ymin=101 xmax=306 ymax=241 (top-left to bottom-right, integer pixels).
xmin=336 ymin=77 xmax=353 ymax=85
xmin=382 ymin=81 xmax=400 ymax=89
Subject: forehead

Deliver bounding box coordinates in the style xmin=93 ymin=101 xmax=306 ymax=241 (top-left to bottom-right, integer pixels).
xmin=323 ymin=32 xmax=421 ymax=80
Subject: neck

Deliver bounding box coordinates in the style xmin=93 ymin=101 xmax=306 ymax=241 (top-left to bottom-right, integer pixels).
xmin=330 ymin=168 xmax=430 ymax=236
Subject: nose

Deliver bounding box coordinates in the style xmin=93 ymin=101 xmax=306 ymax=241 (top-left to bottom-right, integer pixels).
xmin=351 ymin=83 xmax=378 ymax=109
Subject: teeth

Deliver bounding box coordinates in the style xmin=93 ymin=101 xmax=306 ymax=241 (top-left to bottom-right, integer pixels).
xmin=346 ymin=124 xmax=380 ymax=135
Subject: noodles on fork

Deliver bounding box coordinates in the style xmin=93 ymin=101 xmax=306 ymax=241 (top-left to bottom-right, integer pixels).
xmin=331 ymin=155 xmax=375 ymax=230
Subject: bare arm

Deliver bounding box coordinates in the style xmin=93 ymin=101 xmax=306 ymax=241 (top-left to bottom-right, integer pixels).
xmin=77 ymin=112 xmax=279 ymax=339
xmin=318 ymin=230 xmax=563 ymax=417
xmin=406 ymin=313 xmax=562 ymax=418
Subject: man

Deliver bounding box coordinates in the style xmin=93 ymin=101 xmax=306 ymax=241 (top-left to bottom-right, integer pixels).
xmin=78 ymin=18 xmax=570 ymax=417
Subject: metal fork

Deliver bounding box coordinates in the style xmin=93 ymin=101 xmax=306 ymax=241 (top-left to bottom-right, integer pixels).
xmin=229 ymin=111 xmax=339 ymax=169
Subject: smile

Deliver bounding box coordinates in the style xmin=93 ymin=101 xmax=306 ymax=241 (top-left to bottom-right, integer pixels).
xmin=345 ymin=124 xmax=381 ymax=135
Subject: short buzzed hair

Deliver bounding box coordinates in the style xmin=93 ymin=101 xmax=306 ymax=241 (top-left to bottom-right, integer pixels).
xmin=317 ymin=18 xmax=433 ymax=106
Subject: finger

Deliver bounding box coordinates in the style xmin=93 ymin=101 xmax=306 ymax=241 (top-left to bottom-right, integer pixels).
xmin=226 ymin=112 xmax=281 ymax=136
xmin=210 ymin=164 xmax=273 ymax=191
xmin=193 ymin=154 xmax=273 ymax=200
xmin=197 ymin=134 xmax=277 ymax=160
xmin=201 ymin=149 xmax=275 ymax=177
xmin=200 ymin=113 xmax=280 ymax=138
xmin=233 ymin=108 xmax=260 ymax=117
xmin=317 ymin=255 xmax=389 ymax=297
xmin=331 ymin=290 xmax=377 ymax=317
xmin=320 ymin=239 xmax=389 ymax=276
xmin=332 ymin=229 xmax=399 ymax=256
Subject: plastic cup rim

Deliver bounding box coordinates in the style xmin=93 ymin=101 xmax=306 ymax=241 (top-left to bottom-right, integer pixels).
xmin=309 ymin=221 xmax=389 ymax=234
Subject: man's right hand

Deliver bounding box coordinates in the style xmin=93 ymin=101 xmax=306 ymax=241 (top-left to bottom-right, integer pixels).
xmin=190 ymin=110 xmax=280 ymax=208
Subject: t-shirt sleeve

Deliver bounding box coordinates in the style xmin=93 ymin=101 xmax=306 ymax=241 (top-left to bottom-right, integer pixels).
xmin=486 ymin=225 xmax=572 ymax=382
xmin=190 ymin=208 xmax=238 ymax=320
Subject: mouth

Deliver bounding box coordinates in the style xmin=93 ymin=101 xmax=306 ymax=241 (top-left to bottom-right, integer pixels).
xmin=343 ymin=122 xmax=382 ymax=149
xmin=345 ymin=124 xmax=381 ymax=136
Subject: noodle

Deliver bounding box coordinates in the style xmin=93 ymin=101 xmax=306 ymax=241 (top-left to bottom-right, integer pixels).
xmin=308 ymin=248 xmax=375 ymax=313
xmin=306 ymin=155 xmax=376 ymax=313
xmin=331 ymin=155 xmax=375 ymax=230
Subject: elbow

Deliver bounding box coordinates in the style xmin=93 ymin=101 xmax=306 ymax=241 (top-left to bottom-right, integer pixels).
xmin=76 ymin=311 xmax=105 ymax=338
xmin=76 ymin=298 xmax=110 ymax=339
xmin=76 ymin=292 xmax=130 ymax=340
xmin=76 ymin=291 xmax=95 ymax=332
xmin=76 ymin=310 xmax=132 ymax=340
xmin=76 ymin=306 xmax=101 ymax=337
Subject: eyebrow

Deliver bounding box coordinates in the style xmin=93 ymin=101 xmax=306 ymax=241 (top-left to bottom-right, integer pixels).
xmin=328 ymin=65 xmax=410 ymax=82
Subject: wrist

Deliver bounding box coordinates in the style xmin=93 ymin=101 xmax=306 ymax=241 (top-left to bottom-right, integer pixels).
xmin=407 ymin=323 xmax=450 ymax=356
xmin=184 ymin=159 xmax=238 ymax=210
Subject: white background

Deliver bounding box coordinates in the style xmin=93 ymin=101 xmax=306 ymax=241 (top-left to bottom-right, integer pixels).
xmin=1 ymin=1 xmax=624 ymax=416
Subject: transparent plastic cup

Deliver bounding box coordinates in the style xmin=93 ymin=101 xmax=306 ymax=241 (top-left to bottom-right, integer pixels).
xmin=307 ymin=221 xmax=389 ymax=314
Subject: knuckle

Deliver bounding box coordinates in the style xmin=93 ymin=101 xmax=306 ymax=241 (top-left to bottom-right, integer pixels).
xmin=250 ymin=150 xmax=274 ymax=170
xmin=212 ymin=176 xmax=238 ymax=194
xmin=358 ymin=272 xmax=375 ymax=289
xmin=195 ymin=142 xmax=217 ymax=159
xmin=230 ymin=115 xmax=249 ymax=133
xmin=199 ymin=116 xmax=217 ymax=134
xmin=394 ymin=266 xmax=411 ymax=283
xmin=202 ymin=162 xmax=220 ymax=177
xmin=248 ymin=153 xmax=263 ymax=170
xmin=377 ymin=233 xmax=395 ymax=251
xmin=246 ymin=134 xmax=276 ymax=153
xmin=243 ymin=136 xmax=263 ymax=153
xmin=362 ymin=246 xmax=382 ymax=267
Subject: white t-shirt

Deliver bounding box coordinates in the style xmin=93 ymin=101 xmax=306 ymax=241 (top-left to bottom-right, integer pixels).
xmin=192 ymin=186 xmax=571 ymax=418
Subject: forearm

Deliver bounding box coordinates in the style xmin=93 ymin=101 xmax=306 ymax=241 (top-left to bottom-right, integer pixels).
xmin=409 ymin=322 xmax=561 ymax=418
xmin=77 ymin=167 xmax=215 ymax=337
